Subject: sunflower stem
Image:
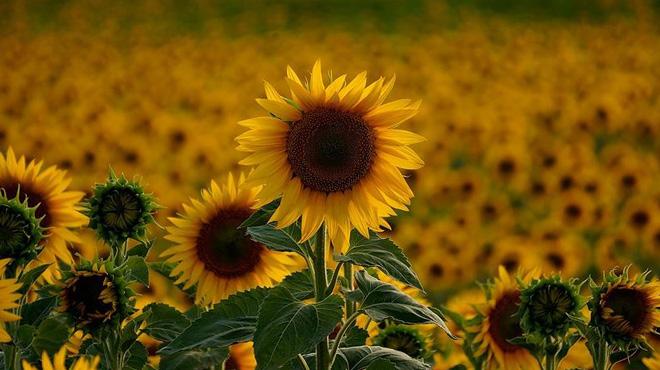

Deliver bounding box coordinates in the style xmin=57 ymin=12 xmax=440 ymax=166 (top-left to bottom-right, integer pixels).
xmin=313 ymin=225 xmax=330 ymax=370
xmin=343 ymin=263 xmax=355 ymax=317
xmin=325 ymin=261 xmax=344 ymax=297
xmin=329 ymin=311 xmax=361 ymax=368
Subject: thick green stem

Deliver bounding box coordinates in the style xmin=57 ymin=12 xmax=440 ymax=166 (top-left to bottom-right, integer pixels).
xmin=343 ymin=263 xmax=354 ymax=317
xmin=314 ymin=225 xmax=330 ymax=370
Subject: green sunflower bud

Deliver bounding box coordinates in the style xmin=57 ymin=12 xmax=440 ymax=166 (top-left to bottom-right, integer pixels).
xmin=519 ymin=275 xmax=583 ymax=338
xmin=373 ymin=325 xmax=429 ymax=360
xmin=0 ymin=190 xmax=45 ymax=269
xmin=86 ymin=170 xmax=157 ymax=247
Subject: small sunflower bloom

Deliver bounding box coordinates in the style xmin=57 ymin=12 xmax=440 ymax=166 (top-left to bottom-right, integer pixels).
xmin=519 ymin=275 xmax=583 ymax=338
xmin=58 ymin=262 xmax=133 ymax=331
xmin=236 ymin=61 xmax=424 ymax=252
xmin=22 ymin=346 xmax=100 ymax=370
xmin=589 ymin=268 xmax=660 ymax=348
xmin=86 ymin=171 xmax=157 ymax=246
xmin=0 ymin=191 xmax=44 ymax=268
xmin=161 ymin=172 xmax=301 ymax=305
xmin=0 ymin=259 xmax=21 ymax=343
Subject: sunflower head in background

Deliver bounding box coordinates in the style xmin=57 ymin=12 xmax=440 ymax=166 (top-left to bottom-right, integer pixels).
xmin=0 ymin=258 xmax=22 ymax=343
xmin=519 ymin=274 xmax=583 ymax=338
xmin=373 ymin=324 xmax=431 ymax=361
xmin=0 ymin=190 xmax=44 ymax=270
xmin=0 ymin=148 xmax=87 ymax=278
xmin=225 ymin=341 xmax=257 ymax=370
xmin=22 ymin=346 xmax=100 ymax=370
xmin=58 ymin=260 xmax=134 ymax=332
xmin=469 ymin=266 xmax=540 ymax=370
xmin=236 ymin=60 xmax=424 ymax=253
xmin=161 ymin=172 xmax=301 ymax=305
xmin=589 ymin=266 xmax=660 ymax=349
xmin=86 ymin=170 xmax=157 ymax=246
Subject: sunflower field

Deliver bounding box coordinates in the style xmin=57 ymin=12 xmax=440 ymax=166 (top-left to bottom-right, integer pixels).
xmin=0 ymin=1 xmax=659 ymax=369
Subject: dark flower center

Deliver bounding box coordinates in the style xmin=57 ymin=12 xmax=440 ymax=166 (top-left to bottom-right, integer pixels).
xmin=286 ymin=108 xmax=375 ymax=193
xmin=378 ymin=328 xmax=425 ymax=358
xmin=99 ymin=188 xmax=143 ymax=233
xmin=602 ymin=287 xmax=650 ymax=336
xmin=64 ymin=273 xmax=117 ymax=325
xmin=0 ymin=204 xmax=32 ymax=257
xmin=0 ymin=182 xmax=51 ymax=227
xmin=489 ymin=291 xmax=523 ymax=353
xmin=196 ymin=207 xmax=264 ymax=278
xmin=529 ymin=284 xmax=575 ymax=330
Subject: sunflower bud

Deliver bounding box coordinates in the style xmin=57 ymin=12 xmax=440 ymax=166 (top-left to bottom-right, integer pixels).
xmin=589 ymin=267 xmax=660 ymax=349
xmin=519 ymin=275 xmax=582 ymax=338
xmin=0 ymin=190 xmax=44 ymax=269
xmin=59 ymin=261 xmax=134 ymax=332
xmin=86 ymin=171 xmax=156 ymax=247
xmin=373 ymin=325 xmax=429 ymax=360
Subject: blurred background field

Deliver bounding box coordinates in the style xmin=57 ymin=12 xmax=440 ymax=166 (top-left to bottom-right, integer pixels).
xmin=1 ymin=0 xmax=659 ymax=305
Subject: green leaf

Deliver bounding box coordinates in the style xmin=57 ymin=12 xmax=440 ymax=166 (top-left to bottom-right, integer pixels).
xmin=18 ymin=264 xmax=51 ymax=294
xmin=127 ymin=241 xmax=152 ymax=258
xmin=15 ymin=325 xmax=35 ymax=349
xmin=340 ymin=326 xmax=369 ymax=347
xmin=125 ymin=256 xmax=150 ymax=286
xmin=246 ymin=224 xmax=306 ymax=256
xmin=354 ymin=271 xmax=453 ymax=338
xmin=240 ymin=199 xmax=280 ymax=228
xmin=124 ymin=341 xmax=149 ymax=370
xmin=280 ymin=270 xmax=315 ymax=300
xmin=337 ymin=232 xmax=423 ymax=290
xmin=31 ymin=317 xmax=69 ymax=356
xmin=159 ymin=347 xmax=229 ymax=370
xmin=160 ymin=287 xmax=270 ymax=355
xmin=142 ymin=303 xmax=190 ymax=342
xmin=366 ymin=359 xmax=398 ymax=370
xmin=338 ymin=346 xmax=430 ymax=370
xmin=254 ymin=287 xmax=344 ymax=370
xmin=20 ymin=296 xmax=58 ymax=326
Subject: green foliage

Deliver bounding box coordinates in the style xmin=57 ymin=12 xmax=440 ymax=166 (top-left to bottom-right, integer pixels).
xmin=160 ymin=347 xmax=229 ymax=370
xmin=124 ymin=255 xmax=150 ymax=286
xmin=337 ymin=231 xmax=423 ymax=290
xmin=31 ymin=316 xmax=70 ymax=356
xmin=141 ymin=303 xmax=190 ymax=342
xmin=253 ymin=287 xmax=344 ymax=370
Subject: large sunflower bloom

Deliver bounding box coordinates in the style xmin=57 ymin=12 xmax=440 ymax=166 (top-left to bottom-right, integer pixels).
xmin=236 ymin=61 xmax=423 ymax=252
xmin=0 ymin=148 xmax=87 ymax=274
xmin=471 ymin=266 xmax=540 ymax=370
xmin=162 ymin=173 xmax=301 ymax=305
xmin=0 ymin=259 xmax=21 ymax=343
xmin=22 ymin=346 xmax=99 ymax=370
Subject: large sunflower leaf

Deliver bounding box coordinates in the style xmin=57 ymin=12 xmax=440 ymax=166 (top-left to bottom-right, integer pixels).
xmin=353 ymin=271 xmax=453 ymax=338
xmin=141 ymin=303 xmax=190 ymax=342
xmin=337 ymin=231 xmax=423 ymax=290
xmin=240 ymin=199 xmax=281 ymax=228
xmin=159 ymin=287 xmax=270 ymax=355
xmin=338 ymin=346 xmax=430 ymax=370
xmin=254 ymin=286 xmax=344 ymax=370
xmin=159 ymin=347 xmax=229 ymax=370
xmin=246 ymin=223 xmax=306 ymax=256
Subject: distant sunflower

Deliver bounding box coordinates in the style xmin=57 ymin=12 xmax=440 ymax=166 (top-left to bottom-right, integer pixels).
xmin=589 ymin=268 xmax=660 ymax=347
xmin=0 ymin=148 xmax=87 ymax=274
xmin=470 ymin=266 xmax=539 ymax=370
xmin=162 ymin=173 xmax=301 ymax=305
xmin=225 ymin=341 xmax=257 ymax=370
xmin=236 ymin=61 xmax=423 ymax=252
xmin=0 ymin=259 xmax=21 ymax=343
xmin=22 ymin=346 xmax=99 ymax=370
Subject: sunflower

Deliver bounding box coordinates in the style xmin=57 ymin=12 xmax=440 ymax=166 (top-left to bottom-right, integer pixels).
xmin=22 ymin=346 xmax=100 ymax=370
xmin=224 ymin=341 xmax=257 ymax=370
xmin=236 ymin=61 xmax=423 ymax=252
xmin=161 ymin=173 xmax=301 ymax=305
xmin=0 ymin=148 xmax=87 ymax=275
xmin=0 ymin=191 xmax=44 ymax=268
xmin=589 ymin=269 xmax=660 ymax=348
xmin=0 ymin=259 xmax=21 ymax=343
xmin=58 ymin=261 xmax=133 ymax=332
xmin=470 ymin=266 xmax=540 ymax=370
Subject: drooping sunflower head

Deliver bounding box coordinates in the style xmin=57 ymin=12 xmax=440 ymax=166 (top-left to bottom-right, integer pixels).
xmin=0 ymin=190 xmax=44 ymax=268
xmin=0 ymin=148 xmax=87 ymax=274
xmin=224 ymin=341 xmax=257 ymax=370
xmin=470 ymin=266 xmax=540 ymax=370
xmin=373 ymin=325 xmax=431 ymax=360
xmin=22 ymin=346 xmax=100 ymax=370
xmin=161 ymin=172 xmax=301 ymax=305
xmin=519 ymin=275 xmax=583 ymax=338
xmin=58 ymin=261 xmax=134 ymax=331
xmin=236 ymin=61 xmax=424 ymax=252
xmin=86 ymin=171 xmax=157 ymax=246
xmin=0 ymin=258 xmax=21 ymax=343
xmin=589 ymin=267 xmax=660 ymax=348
